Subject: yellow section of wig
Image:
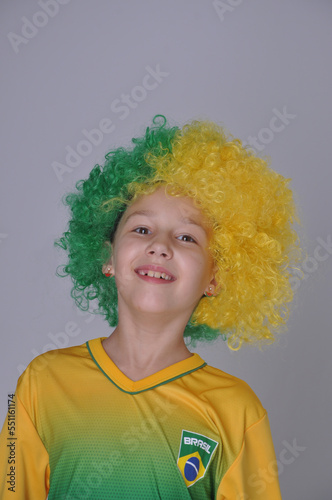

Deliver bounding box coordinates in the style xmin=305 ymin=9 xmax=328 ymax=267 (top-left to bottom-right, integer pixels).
xmin=114 ymin=120 xmax=301 ymax=349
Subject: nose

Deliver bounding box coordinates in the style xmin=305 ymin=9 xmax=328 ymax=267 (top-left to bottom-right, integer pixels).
xmin=146 ymin=235 xmax=173 ymax=259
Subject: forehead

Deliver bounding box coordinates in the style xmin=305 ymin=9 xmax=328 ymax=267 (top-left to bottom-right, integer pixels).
xmin=122 ymin=187 xmax=208 ymax=225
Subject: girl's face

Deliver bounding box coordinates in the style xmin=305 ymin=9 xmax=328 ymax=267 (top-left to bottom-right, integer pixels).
xmin=104 ymin=187 xmax=216 ymax=321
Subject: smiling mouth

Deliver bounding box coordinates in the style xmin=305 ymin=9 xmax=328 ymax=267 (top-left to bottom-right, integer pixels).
xmin=136 ymin=270 xmax=173 ymax=281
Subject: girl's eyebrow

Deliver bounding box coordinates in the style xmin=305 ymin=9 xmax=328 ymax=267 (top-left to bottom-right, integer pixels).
xmin=123 ymin=210 xmax=207 ymax=233
xmin=123 ymin=210 xmax=154 ymax=225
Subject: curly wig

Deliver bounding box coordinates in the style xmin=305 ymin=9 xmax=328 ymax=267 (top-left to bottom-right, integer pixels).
xmin=56 ymin=115 xmax=302 ymax=349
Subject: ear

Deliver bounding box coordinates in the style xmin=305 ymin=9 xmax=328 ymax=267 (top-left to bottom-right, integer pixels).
xmin=204 ymin=265 xmax=221 ymax=296
xmin=102 ymin=260 xmax=114 ymax=277
xmin=102 ymin=241 xmax=114 ymax=277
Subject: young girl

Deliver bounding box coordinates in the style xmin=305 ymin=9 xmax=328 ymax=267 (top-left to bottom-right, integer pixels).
xmin=0 ymin=115 xmax=301 ymax=499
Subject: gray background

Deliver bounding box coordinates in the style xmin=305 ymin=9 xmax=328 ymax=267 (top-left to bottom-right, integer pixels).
xmin=1 ymin=1 xmax=331 ymax=498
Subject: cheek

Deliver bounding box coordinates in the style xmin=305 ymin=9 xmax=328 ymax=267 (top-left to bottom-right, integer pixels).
xmin=112 ymin=244 xmax=139 ymax=281
xmin=182 ymin=252 xmax=211 ymax=281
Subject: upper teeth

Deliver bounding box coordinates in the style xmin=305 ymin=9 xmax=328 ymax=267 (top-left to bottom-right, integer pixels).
xmin=137 ymin=270 xmax=172 ymax=280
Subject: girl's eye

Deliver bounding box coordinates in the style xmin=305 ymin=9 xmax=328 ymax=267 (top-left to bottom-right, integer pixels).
xmin=134 ymin=227 xmax=151 ymax=235
xmin=178 ymin=234 xmax=196 ymax=243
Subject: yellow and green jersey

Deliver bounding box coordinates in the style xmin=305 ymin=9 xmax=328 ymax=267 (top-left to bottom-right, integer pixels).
xmin=0 ymin=338 xmax=282 ymax=499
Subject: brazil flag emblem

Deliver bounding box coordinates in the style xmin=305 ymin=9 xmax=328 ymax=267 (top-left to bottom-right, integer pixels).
xmin=177 ymin=430 xmax=219 ymax=487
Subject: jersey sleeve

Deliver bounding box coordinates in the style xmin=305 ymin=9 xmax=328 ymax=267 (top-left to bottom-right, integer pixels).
xmin=0 ymin=392 xmax=50 ymax=499
xmin=217 ymin=412 xmax=282 ymax=500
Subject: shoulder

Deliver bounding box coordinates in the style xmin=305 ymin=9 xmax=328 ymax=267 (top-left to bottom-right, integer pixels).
xmin=16 ymin=340 xmax=93 ymax=394
xmin=27 ymin=341 xmax=89 ymax=371
xmin=201 ymin=363 xmax=261 ymax=399
xmin=192 ymin=363 xmax=266 ymax=426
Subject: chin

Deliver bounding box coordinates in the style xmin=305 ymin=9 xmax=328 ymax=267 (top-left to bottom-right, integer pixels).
xmin=136 ymin=304 xmax=170 ymax=314
xmin=134 ymin=299 xmax=173 ymax=315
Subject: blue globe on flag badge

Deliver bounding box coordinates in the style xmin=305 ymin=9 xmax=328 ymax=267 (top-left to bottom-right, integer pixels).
xmin=184 ymin=456 xmax=200 ymax=481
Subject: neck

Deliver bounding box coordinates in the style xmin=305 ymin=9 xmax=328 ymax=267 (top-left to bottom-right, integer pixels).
xmin=102 ymin=311 xmax=193 ymax=381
